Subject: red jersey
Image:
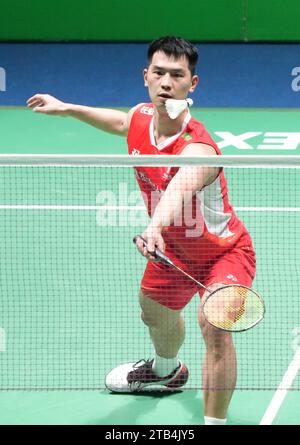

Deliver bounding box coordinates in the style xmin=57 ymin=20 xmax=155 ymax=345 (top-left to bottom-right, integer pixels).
xmin=127 ymin=103 xmax=253 ymax=265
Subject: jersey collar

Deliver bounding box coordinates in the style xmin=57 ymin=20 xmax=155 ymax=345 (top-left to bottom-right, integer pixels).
xmin=150 ymin=111 xmax=191 ymax=150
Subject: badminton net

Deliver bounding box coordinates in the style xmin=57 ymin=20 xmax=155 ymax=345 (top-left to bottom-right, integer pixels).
xmin=0 ymin=154 xmax=299 ymax=390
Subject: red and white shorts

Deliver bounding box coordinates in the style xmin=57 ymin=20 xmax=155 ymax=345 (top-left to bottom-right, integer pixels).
xmin=140 ymin=241 xmax=256 ymax=311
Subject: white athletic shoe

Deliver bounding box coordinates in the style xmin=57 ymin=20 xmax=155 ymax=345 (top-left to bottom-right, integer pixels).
xmin=105 ymin=359 xmax=189 ymax=392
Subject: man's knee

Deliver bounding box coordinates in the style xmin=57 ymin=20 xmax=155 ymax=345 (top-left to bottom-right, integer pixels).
xmin=199 ymin=302 xmax=234 ymax=355
xmin=139 ymin=291 xmax=181 ymax=328
xmin=141 ymin=308 xmax=156 ymax=327
xmin=203 ymin=327 xmax=234 ymax=357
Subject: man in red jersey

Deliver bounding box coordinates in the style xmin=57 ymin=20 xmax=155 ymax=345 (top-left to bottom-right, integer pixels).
xmin=27 ymin=36 xmax=255 ymax=425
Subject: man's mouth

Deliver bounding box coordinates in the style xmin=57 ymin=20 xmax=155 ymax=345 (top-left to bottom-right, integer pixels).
xmin=158 ymin=93 xmax=173 ymax=99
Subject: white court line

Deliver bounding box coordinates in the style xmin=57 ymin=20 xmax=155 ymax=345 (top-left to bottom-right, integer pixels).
xmin=235 ymin=207 xmax=300 ymax=212
xmin=0 ymin=328 xmax=6 ymax=353
xmin=0 ymin=205 xmax=299 ymax=211
xmin=260 ymin=346 xmax=300 ymax=425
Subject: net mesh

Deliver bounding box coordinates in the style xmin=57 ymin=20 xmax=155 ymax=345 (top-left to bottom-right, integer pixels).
xmin=0 ymin=156 xmax=299 ymax=390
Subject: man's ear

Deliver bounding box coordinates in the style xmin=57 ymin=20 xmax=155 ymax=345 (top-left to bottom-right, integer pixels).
xmin=143 ymin=68 xmax=148 ymax=87
xmin=189 ymin=75 xmax=199 ymax=93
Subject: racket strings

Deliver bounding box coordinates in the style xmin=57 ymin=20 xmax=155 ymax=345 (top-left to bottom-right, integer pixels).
xmin=203 ymin=286 xmax=265 ymax=332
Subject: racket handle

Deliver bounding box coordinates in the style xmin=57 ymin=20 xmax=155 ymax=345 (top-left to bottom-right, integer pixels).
xmin=133 ymin=235 xmax=175 ymax=267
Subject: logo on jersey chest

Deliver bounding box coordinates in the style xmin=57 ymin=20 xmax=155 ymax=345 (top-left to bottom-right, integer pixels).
xmin=182 ymin=132 xmax=192 ymax=141
xmin=140 ymin=106 xmax=154 ymax=116
xmin=135 ymin=170 xmax=162 ymax=193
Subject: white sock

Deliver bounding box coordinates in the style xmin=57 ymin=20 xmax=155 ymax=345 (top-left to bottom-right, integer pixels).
xmin=204 ymin=416 xmax=227 ymax=426
xmin=152 ymin=354 xmax=180 ymax=377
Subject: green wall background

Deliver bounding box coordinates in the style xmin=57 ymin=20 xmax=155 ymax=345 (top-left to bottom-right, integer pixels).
xmin=0 ymin=0 xmax=299 ymax=41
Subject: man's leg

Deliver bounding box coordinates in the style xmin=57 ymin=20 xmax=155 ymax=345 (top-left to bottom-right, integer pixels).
xmin=105 ymin=264 xmax=192 ymax=392
xmin=139 ymin=291 xmax=185 ymax=360
xmin=198 ymin=284 xmax=237 ymax=421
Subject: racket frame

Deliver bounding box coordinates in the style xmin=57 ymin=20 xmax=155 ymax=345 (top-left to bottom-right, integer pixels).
xmin=133 ymin=235 xmax=265 ymax=332
xmin=202 ymin=283 xmax=265 ymax=332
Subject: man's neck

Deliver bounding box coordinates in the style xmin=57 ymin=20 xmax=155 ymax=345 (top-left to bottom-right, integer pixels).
xmin=153 ymin=108 xmax=188 ymax=144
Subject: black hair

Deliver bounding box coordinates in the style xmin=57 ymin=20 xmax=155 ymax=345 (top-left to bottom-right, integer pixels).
xmin=147 ymin=36 xmax=198 ymax=75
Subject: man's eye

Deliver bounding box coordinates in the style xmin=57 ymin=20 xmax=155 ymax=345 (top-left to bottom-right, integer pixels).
xmin=154 ymin=71 xmax=163 ymax=75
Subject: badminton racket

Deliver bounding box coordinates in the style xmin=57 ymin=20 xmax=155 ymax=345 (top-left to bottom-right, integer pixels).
xmin=133 ymin=235 xmax=265 ymax=332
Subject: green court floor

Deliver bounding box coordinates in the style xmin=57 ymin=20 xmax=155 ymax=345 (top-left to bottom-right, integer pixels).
xmin=1 ymin=389 xmax=298 ymax=425
xmin=1 ymin=107 xmax=300 ymax=155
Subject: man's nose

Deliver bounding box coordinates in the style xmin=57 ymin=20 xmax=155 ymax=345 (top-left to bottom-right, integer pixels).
xmin=161 ymin=73 xmax=172 ymax=89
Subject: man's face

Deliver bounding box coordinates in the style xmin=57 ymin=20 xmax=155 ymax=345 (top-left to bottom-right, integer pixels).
xmin=144 ymin=51 xmax=199 ymax=111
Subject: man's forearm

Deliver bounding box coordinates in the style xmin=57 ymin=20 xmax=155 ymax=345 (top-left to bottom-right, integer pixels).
xmin=150 ymin=187 xmax=188 ymax=230
xmin=66 ymin=104 xmax=128 ymax=135
xmin=148 ymin=164 xmax=216 ymax=231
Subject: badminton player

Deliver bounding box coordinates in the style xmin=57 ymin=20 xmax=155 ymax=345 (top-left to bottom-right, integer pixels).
xmin=27 ymin=36 xmax=256 ymax=425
